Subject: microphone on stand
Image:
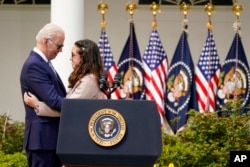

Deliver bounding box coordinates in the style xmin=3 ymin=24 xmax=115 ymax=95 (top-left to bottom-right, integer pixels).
xmin=112 ymin=73 xmax=121 ymax=90
xmin=99 ymin=73 xmax=108 ymax=93
xmin=108 ymin=73 xmax=121 ymax=99
xmin=99 ymin=72 xmax=121 ymax=99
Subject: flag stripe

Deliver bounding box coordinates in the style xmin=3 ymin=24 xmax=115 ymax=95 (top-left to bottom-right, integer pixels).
xmin=195 ymin=29 xmax=220 ymax=112
xmin=195 ymin=67 xmax=209 ymax=111
xmin=143 ymin=28 xmax=168 ymax=127
xmin=98 ymin=28 xmax=120 ymax=99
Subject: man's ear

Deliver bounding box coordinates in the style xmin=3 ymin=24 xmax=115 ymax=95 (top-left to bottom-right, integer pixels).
xmin=44 ymin=38 xmax=49 ymax=45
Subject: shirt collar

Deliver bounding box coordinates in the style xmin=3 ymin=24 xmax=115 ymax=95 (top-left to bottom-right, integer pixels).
xmin=33 ymin=47 xmax=49 ymax=63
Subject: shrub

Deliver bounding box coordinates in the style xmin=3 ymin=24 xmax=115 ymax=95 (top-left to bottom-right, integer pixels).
xmin=0 ymin=151 xmax=28 ymax=167
xmin=2 ymin=101 xmax=250 ymax=167
xmin=0 ymin=113 xmax=27 ymax=166
xmin=155 ymin=107 xmax=250 ymax=167
xmin=0 ymin=113 xmax=25 ymax=154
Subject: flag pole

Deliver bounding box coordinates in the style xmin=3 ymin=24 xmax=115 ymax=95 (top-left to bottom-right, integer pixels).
xmin=149 ymin=2 xmax=173 ymax=134
xmin=232 ymin=1 xmax=243 ymax=100
xmin=98 ymin=1 xmax=121 ymax=99
xmin=205 ymin=2 xmax=215 ymax=31
xmin=98 ymin=1 xmax=109 ymax=63
xmin=126 ymin=2 xmax=137 ymax=22
xmin=179 ymin=2 xmax=191 ymax=64
xmin=172 ymin=2 xmax=190 ymax=132
xmin=180 ymin=2 xmax=190 ymax=20
xmin=98 ymin=1 xmax=108 ymax=29
xmin=232 ymin=1 xmax=243 ymax=35
xmin=232 ymin=1 xmax=243 ymax=23
xmin=204 ymin=2 xmax=215 ymax=112
xmin=149 ymin=2 xmax=160 ymax=29
xmin=180 ymin=2 xmax=190 ymax=34
xmin=124 ymin=2 xmax=138 ymax=99
xmin=98 ymin=1 xmax=109 ymax=95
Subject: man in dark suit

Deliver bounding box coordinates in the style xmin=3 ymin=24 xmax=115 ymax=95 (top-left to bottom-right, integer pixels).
xmin=20 ymin=23 xmax=66 ymax=167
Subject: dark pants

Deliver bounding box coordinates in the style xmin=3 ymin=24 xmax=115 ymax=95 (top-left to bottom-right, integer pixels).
xmin=26 ymin=149 xmax=62 ymax=167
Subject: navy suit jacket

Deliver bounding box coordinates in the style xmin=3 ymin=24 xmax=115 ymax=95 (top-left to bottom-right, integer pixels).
xmin=20 ymin=50 xmax=66 ymax=150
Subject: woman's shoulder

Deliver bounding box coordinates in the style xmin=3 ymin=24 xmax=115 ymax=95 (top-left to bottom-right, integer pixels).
xmin=80 ymin=74 xmax=95 ymax=80
xmin=79 ymin=74 xmax=97 ymax=85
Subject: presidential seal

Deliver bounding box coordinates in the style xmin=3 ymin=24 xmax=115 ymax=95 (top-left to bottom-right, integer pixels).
xmin=216 ymin=59 xmax=250 ymax=110
xmin=88 ymin=108 xmax=126 ymax=147
xmin=166 ymin=61 xmax=193 ymax=114
xmin=120 ymin=65 xmax=143 ymax=99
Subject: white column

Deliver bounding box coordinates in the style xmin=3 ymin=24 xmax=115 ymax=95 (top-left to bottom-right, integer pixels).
xmin=51 ymin=0 xmax=84 ymax=89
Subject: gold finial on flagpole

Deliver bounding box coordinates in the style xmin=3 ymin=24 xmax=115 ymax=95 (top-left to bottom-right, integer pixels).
xmin=232 ymin=1 xmax=243 ymax=34
xmin=205 ymin=3 xmax=215 ymax=30
xmin=150 ymin=2 xmax=161 ymax=28
xmin=180 ymin=2 xmax=190 ymax=32
xmin=180 ymin=2 xmax=190 ymax=19
xmin=232 ymin=1 xmax=243 ymax=21
xmin=126 ymin=2 xmax=137 ymax=20
xmin=98 ymin=1 xmax=109 ymax=28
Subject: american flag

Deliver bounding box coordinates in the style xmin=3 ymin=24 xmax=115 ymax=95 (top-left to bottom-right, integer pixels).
xmin=117 ymin=21 xmax=144 ymax=100
xmin=195 ymin=29 xmax=221 ymax=113
xmin=143 ymin=28 xmax=169 ymax=128
xmin=98 ymin=27 xmax=120 ymax=99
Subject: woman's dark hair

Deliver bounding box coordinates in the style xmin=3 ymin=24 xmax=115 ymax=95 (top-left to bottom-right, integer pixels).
xmin=68 ymin=39 xmax=104 ymax=88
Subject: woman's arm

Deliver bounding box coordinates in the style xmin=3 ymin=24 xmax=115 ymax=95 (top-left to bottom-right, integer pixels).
xmin=24 ymin=92 xmax=61 ymax=117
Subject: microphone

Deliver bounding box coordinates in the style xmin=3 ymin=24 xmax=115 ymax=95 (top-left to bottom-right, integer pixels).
xmin=99 ymin=73 xmax=108 ymax=91
xmin=109 ymin=73 xmax=121 ymax=97
xmin=113 ymin=73 xmax=121 ymax=89
xmin=99 ymin=73 xmax=121 ymax=99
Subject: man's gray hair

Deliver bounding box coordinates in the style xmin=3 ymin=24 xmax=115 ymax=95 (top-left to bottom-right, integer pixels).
xmin=36 ymin=23 xmax=64 ymax=42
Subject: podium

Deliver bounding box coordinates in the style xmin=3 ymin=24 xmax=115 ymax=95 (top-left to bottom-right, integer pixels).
xmin=57 ymin=99 xmax=162 ymax=167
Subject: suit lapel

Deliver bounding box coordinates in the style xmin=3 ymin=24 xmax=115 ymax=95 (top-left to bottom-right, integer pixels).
xmin=32 ymin=51 xmax=66 ymax=96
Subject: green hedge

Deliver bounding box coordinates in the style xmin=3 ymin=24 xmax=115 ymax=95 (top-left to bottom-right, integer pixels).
xmin=0 ymin=151 xmax=27 ymax=167
xmin=155 ymin=106 xmax=250 ymax=167
xmin=1 ymin=100 xmax=250 ymax=167
xmin=0 ymin=113 xmax=27 ymax=166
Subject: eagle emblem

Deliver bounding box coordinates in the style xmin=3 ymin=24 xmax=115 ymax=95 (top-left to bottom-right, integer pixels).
xmin=99 ymin=118 xmax=116 ymax=138
xmin=217 ymin=66 xmax=246 ymax=102
xmin=120 ymin=65 xmax=143 ymax=99
xmin=167 ymin=70 xmax=189 ymax=106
